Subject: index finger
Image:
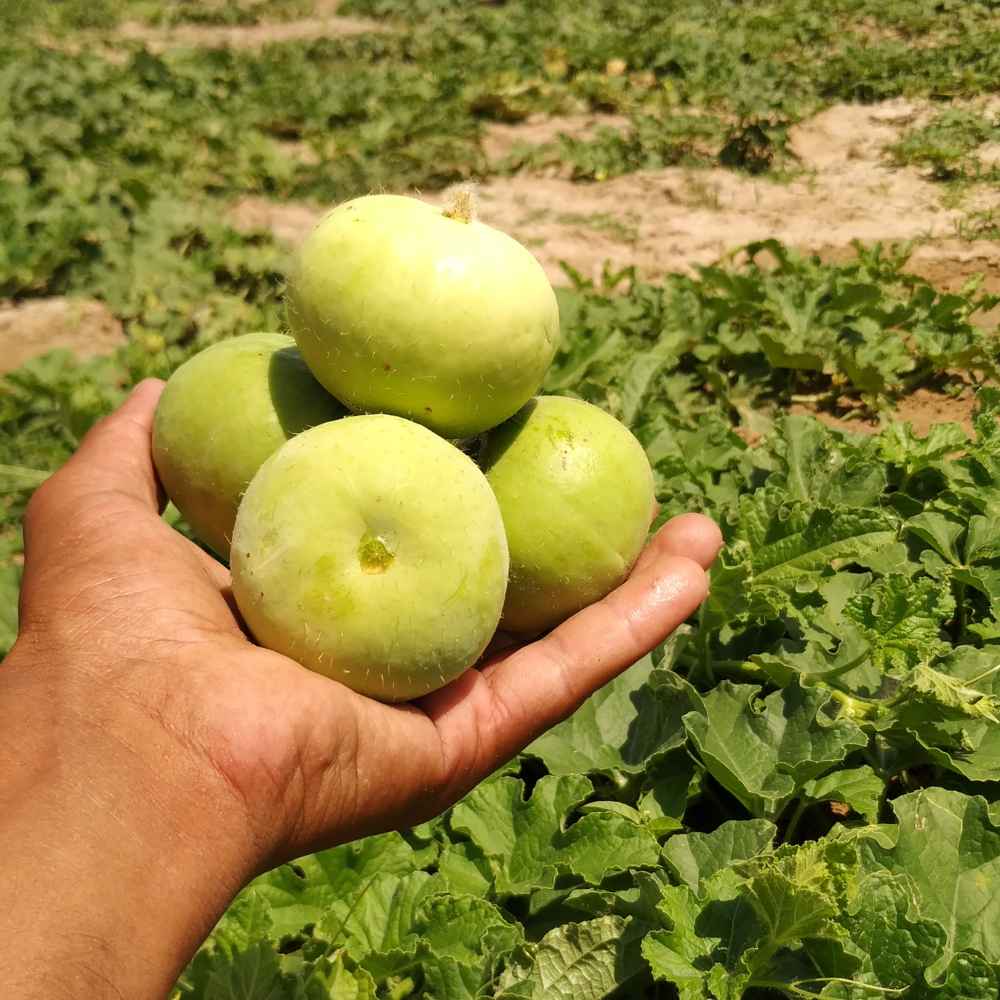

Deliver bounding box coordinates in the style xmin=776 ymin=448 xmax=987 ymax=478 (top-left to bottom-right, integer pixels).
xmin=481 ymin=553 xmax=708 ymax=748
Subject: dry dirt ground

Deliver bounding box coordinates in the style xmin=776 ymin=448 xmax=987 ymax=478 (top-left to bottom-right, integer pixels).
xmin=787 ymin=386 xmax=984 ymax=438
xmin=114 ymin=1 xmax=383 ymax=50
xmin=51 ymin=0 xmax=383 ymax=57
xmin=0 ymin=298 xmax=125 ymax=374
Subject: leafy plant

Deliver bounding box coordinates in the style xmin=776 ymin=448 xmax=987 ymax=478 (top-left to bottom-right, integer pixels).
xmin=891 ymin=107 xmax=1000 ymax=182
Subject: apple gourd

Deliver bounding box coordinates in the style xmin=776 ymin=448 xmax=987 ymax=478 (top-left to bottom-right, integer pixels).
xmin=152 ymin=333 xmax=344 ymax=558
xmin=286 ymin=193 xmax=560 ymax=438
xmin=480 ymin=395 xmax=655 ymax=635
xmin=231 ymin=414 xmax=509 ymax=702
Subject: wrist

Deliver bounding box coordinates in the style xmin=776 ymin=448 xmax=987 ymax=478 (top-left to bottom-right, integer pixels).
xmin=0 ymin=642 xmax=258 ymax=998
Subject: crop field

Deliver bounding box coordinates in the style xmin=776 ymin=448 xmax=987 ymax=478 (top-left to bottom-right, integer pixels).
xmin=3 ymin=0 xmax=1000 ymax=996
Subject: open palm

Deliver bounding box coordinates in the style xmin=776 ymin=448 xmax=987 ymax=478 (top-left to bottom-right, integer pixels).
xmin=15 ymin=380 xmax=720 ymax=870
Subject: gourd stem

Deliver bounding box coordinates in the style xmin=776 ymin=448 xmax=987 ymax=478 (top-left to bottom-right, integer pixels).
xmin=444 ymin=187 xmax=476 ymax=223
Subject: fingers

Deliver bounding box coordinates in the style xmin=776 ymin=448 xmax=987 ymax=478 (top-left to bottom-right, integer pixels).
xmin=19 ymin=381 xmax=180 ymax=625
xmin=490 ymin=554 xmax=707 ymax=731
xmin=634 ymin=512 xmax=723 ymax=574
xmin=66 ymin=379 xmax=166 ymax=510
xmin=422 ymin=549 xmax=709 ymax=788
xmin=22 ymin=378 xmax=164 ymax=561
xmin=23 ymin=380 xmax=166 ymax=538
xmin=53 ymin=377 xmax=234 ymax=592
xmin=19 ymin=376 xmax=235 ymax=602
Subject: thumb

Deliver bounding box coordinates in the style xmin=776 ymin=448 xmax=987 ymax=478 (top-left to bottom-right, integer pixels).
xmin=69 ymin=378 xmax=166 ymax=508
xmin=21 ymin=379 xmax=166 ymax=569
xmin=54 ymin=379 xmax=165 ymax=511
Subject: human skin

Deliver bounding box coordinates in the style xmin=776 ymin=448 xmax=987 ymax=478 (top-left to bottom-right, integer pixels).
xmin=0 ymin=379 xmax=722 ymax=1000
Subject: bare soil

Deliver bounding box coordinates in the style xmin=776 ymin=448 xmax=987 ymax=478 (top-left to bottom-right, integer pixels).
xmin=229 ymin=197 xmax=328 ymax=244
xmin=114 ymin=9 xmax=384 ymax=50
xmin=459 ymin=102 xmax=997 ymax=287
xmin=977 ymin=143 xmax=1000 ymax=169
xmin=481 ymin=113 xmax=630 ymax=165
xmin=50 ymin=1 xmax=383 ymax=57
xmin=787 ymin=385 xmax=982 ymax=438
xmin=0 ymin=298 xmax=125 ymax=374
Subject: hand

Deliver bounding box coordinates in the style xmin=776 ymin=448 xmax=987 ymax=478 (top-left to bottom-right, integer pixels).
xmin=1 ymin=379 xmax=721 ymax=998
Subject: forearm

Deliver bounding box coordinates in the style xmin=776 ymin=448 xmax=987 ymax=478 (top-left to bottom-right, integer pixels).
xmin=0 ymin=644 xmax=255 ymax=999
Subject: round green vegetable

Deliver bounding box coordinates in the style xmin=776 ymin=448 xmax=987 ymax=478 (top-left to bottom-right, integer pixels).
xmin=231 ymin=414 xmax=510 ymax=702
xmin=152 ymin=333 xmax=344 ymax=558
xmin=480 ymin=395 xmax=655 ymax=635
xmin=286 ymin=193 xmax=560 ymax=438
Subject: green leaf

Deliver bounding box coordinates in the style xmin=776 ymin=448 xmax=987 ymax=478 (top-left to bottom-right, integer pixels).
xmin=558 ymin=870 xmax=670 ymax=927
xmin=420 ymin=961 xmax=491 ymax=1000
xmin=740 ymin=496 xmax=898 ymax=582
xmin=0 ymin=559 xmax=21 ymax=656
xmin=843 ymin=870 xmax=946 ymax=990
xmin=292 ymin=955 xmax=378 ymax=1000
xmin=410 ymin=894 xmax=524 ymax=998
xmin=801 ymin=766 xmax=883 ymax=824
xmin=317 ymin=871 xmax=442 ymax=970
xmin=642 ymin=885 xmax=725 ymax=1000
xmin=906 ymin=511 xmax=965 ymax=565
xmin=895 ymin=663 xmax=1000 ymax=725
xmin=200 ymin=942 xmax=286 ymax=1000
xmin=0 ymin=463 xmax=49 ymax=493
xmin=965 ymin=514 xmax=1000 ymax=564
xmin=436 ymin=843 xmax=492 ymax=897
xmin=209 ymin=891 xmax=276 ymax=953
xmin=912 ymin=951 xmax=1000 ymax=1000
xmin=179 ymin=891 xmax=286 ymax=999
xmin=888 ymin=648 xmax=1000 ymax=779
xmin=738 ymin=841 xmax=849 ymax=958
xmin=412 ymin=894 xmax=522 ymax=968
xmin=636 ymin=750 xmax=701 ymax=834
xmin=662 ymin=820 xmax=777 ymax=896
xmin=620 ymin=332 xmax=684 ymax=426
xmin=866 ymin=789 xmax=1000 ymax=972
xmin=251 ymin=833 xmax=430 ymax=941
xmin=954 ymin=566 xmax=1000 ymax=618
xmin=561 ymin=811 xmax=661 ymax=884
xmin=498 ymin=916 xmax=646 ymax=999
xmin=844 ymin=574 xmax=955 ymax=675
xmin=525 ymin=651 xmax=696 ymax=775
xmin=449 ymin=774 xmax=592 ymax=896
xmin=545 ymin=329 xmax=628 ymax=392
xmin=876 ymin=420 xmax=969 ymax=479
xmin=645 ymin=837 xmax=872 ymax=999
xmin=775 ymin=416 xmax=888 ymax=508
xmin=683 ymin=682 xmax=868 ymax=818
xmin=705 ymin=489 xmax=899 ymax=635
